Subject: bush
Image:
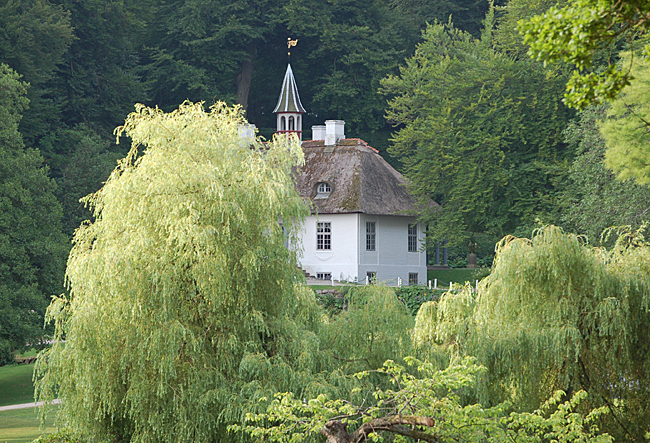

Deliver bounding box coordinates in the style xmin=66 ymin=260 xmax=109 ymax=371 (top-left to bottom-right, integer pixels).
xmin=395 ymin=286 xmax=444 ymax=316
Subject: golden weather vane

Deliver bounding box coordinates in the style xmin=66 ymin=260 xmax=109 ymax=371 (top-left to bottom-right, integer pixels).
xmin=287 ymin=37 xmax=298 ymax=56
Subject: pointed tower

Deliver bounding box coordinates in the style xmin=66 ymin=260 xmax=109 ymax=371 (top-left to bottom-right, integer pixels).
xmin=274 ymin=64 xmax=306 ymax=140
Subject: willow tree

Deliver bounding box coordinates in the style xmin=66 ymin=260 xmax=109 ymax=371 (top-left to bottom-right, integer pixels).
xmin=419 ymin=225 xmax=650 ymax=441
xmin=35 ymin=102 xmax=319 ymax=442
xmin=600 ymin=53 xmax=650 ymax=184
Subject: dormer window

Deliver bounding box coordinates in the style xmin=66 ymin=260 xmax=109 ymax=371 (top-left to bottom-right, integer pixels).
xmin=315 ymin=182 xmax=332 ymax=199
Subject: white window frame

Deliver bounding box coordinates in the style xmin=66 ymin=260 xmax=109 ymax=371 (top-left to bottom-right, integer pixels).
xmin=317 ymin=182 xmax=331 ymax=194
xmin=317 ymin=222 xmax=331 ymax=250
xmin=408 ymin=224 xmax=418 ymax=252
xmin=366 ymin=221 xmax=376 ymax=251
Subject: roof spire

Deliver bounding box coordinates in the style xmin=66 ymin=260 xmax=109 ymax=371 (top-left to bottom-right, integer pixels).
xmin=273 ymin=63 xmax=306 ymax=114
xmin=274 ymin=50 xmax=305 ymax=140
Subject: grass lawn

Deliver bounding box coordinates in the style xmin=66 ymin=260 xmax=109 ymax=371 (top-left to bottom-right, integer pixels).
xmin=427 ymin=268 xmax=488 ymax=287
xmin=309 ymin=285 xmax=339 ymax=290
xmin=0 ymin=406 xmax=58 ymax=443
xmin=0 ymin=365 xmax=35 ymax=407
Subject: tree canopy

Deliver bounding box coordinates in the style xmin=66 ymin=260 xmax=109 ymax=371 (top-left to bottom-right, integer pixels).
xmin=235 ymin=357 xmax=613 ymax=443
xmin=0 ymin=65 xmax=67 ymax=363
xmin=383 ymin=13 xmax=572 ymax=244
xmin=35 ymin=102 xmax=314 ymax=442
xmin=560 ymin=105 xmax=650 ymax=242
xmin=599 ymin=53 xmax=650 ymax=184
xmin=421 ymin=225 xmax=650 ymax=441
xmin=520 ymin=0 xmax=650 ymax=108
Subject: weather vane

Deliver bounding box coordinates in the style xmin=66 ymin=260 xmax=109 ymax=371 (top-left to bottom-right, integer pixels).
xmin=287 ymin=37 xmax=298 ymax=59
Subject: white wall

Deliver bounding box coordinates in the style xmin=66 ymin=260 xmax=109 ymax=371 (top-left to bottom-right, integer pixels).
xmin=298 ymin=213 xmax=427 ymax=285
xmin=358 ymin=215 xmax=427 ymax=285
xmin=298 ymin=213 xmax=360 ymax=282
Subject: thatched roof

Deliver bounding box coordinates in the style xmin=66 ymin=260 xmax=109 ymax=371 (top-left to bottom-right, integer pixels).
xmin=296 ymin=139 xmax=432 ymax=215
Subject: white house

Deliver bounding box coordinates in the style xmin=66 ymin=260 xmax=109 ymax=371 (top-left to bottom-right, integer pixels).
xmin=274 ymin=64 xmax=430 ymax=285
xmin=295 ymin=135 xmax=429 ymax=285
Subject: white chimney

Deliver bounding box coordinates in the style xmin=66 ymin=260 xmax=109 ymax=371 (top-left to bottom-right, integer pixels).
xmin=325 ymin=120 xmax=345 ymax=146
xmin=238 ymin=123 xmax=256 ymax=144
xmin=312 ymin=125 xmax=326 ymax=141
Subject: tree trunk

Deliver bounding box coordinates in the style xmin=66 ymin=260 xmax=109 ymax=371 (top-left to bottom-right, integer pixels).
xmin=235 ymin=43 xmax=256 ymax=114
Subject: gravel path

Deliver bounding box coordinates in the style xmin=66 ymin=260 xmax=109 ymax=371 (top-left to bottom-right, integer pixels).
xmin=0 ymin=399 xmax=60 ymax=412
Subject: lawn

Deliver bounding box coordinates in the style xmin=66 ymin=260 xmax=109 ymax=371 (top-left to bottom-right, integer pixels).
xmin=0 ymin=406 xmax=58 ymax=443
xmin=0 ymin=365 xmax=35 ymax=407
xmin=427 ymin=268 xmax=488 ymax=287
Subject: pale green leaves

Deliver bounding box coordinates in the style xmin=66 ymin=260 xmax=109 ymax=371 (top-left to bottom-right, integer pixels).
xmin=234 ymin=356 xmax=613 ymax=443
xmin=35 ymin=102 xmax=313 ymax=442
xmin=599 ymin=55 xmax=650 ymax=183
xmin=429 ymin=225 xmax=650 ymax=439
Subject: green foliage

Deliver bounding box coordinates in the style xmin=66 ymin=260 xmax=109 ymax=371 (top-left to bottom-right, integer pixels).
xmin=383 ymin=19 xmax=571 ymax=242
xmin=53 ymin=125 xmax=123 ymax=235
xmin=0 ymin=0 xmax=74 ymax=145
xmin=233 ymin=357 xmax=612 ymax=443
xmin=32 ymin=429 xmax=78 ymax=443
xmin=394 ymin=0 xmax=506 ymax=38
xmin=599 ymin=53 xmax=650 ymax=184
xmin=431 ymin=225 xmax=650 ymax=441
xmin=317 ymin=286 xmax=416 ymax=374
xmin=560 ymin=105 xmax=650 ymax=242
xmin=0 ymin=65 xmax=67 ymax=364
xmin=395 ymin=285 xmax=441 ymax=316
xmin=314 ymin=288 xmax=348 ymax=315
xmin=144 ymin=0 xmax=280 ymax=111
xmin=520 ymin=0 xmax=650 ymax=108
xmin=493 ymin=0 xmax=560 ymax=57
xmin=51 ymin=0 xmax=149 ymax=132
xmin=34 ymin=102 xmax=316 ymax=442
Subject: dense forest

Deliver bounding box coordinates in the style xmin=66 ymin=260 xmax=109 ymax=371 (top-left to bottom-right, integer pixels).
xmin=2 ymin=0 xmax=650 ymax=357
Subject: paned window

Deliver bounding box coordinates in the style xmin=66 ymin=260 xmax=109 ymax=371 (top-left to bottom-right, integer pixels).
xmin=317 ymin=273 xmax=332 ymax=280
xmin=315 ymin=182 xmax=332 ymax=199
xmin=409 ymin=273 xmax=419 ymax=286
xmin=366 ymin=222 xmax=376 ymax=251
xmin=408 ymin=224 xmax=418 ymax=252
xmin=317 ymin=222 xmax=331 ymax=250
xmin=367 ymin=271 xmax=377 ymax=284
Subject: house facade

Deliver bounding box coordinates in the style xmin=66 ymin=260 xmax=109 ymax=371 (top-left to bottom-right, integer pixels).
xmin=274 ymin=64 xmax=429 ymax=285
